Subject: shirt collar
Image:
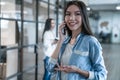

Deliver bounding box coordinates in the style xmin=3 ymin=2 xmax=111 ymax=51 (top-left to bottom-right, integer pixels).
xmin=63 ymin=32 xmax=84 ymax=44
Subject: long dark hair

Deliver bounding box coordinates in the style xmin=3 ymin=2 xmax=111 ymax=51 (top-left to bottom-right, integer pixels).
xmin=42 ymin=18 xmax=53 ymax=42
xmin=64 ymin=1 xmax=93 ymax=36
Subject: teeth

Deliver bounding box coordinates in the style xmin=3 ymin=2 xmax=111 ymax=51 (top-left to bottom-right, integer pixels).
xmin=69 ymin=23 xmax=75 ymax=25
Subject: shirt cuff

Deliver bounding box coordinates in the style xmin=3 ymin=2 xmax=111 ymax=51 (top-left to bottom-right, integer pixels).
xmin=88 ymin=71 xmax=94 ymax=79
xmin=49 ymin=57 xmax=57 ymax=64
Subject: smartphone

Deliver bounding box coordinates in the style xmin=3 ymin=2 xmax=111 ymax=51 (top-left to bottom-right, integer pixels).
xmin=62 ymin=24 xmax=67 ymax=35
xmin=54 ymin=38 xmax=58 ymax=42
xmin=62 ymin=27 xmax=65 ymax=35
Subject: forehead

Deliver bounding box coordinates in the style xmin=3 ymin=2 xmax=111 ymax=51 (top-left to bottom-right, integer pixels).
xmin=66 ymin=5 xmax=80 ymax=11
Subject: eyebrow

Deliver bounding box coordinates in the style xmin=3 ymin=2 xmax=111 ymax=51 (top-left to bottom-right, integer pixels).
xmin=66 ymin=10 xmax=81 ymax=13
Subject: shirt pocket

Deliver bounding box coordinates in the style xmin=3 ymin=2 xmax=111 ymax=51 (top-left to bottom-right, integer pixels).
xmin=73 ymin=50 xmax=89 ymax=56
xmin=69 ymin=50 xmax=90 ymax=69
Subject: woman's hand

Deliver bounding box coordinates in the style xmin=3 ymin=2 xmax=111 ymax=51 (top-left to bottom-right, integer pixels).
xmin=54 ymin=64 xmax=89 ymax=78
xmin=52 ymin=39 xmax=58 ymax=45
xmin=55 ymin=64 xmax=79 ymax=73
xmin=58 ymin=22 xmax=66 ymax=42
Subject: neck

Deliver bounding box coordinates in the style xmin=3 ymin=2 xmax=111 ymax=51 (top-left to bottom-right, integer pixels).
xmin=72 ymin=28 xmax=81 ymax=39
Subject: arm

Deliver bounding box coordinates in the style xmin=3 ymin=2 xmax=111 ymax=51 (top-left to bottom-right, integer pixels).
xmin=76 ymin=68 xmax=89 ymax=78
xmin=51 ymin=22 xmax=66 ymax=59
xmin=89 ymin=38 xmax=108 ymax=80
xmin=51 ymin=40 xmax=63 ymax=59
xmin=47 ymin=22 xmax=66 ymax=72
xmin=43 ymin=31 xmax=52 ymax=48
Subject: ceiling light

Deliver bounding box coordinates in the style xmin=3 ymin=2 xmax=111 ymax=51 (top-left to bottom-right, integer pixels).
xmin=0 ymin=2 xmax=6 ymax=5
xmin=87 ymin=7 xmax=91 ymax=11
xmin=116 ymin=5 xmax=120 ymax=10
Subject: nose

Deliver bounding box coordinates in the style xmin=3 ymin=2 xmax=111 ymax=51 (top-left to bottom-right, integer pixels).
xmin=69 ymin=15 xmax=75 ymax=20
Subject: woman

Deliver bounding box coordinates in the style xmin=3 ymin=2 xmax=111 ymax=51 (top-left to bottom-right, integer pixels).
xmin=47 ymin=1 xmax=107 ymax=80
xmin=42 ymin=18 xmax=57 ymax=80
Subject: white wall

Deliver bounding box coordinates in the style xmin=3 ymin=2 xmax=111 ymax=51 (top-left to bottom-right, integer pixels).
xmin=111 ymin=12 xmax=120 ymax=43
xmin=98 ymin=11 xmax=120 ymax=43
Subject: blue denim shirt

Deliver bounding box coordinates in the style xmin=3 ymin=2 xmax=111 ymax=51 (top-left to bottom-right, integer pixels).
xmin=47 ymin=33 xmax=107 ymax=80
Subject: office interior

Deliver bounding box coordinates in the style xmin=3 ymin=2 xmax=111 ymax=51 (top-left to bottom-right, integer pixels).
xmin=0 ymin=0 xmax=120 ymax=80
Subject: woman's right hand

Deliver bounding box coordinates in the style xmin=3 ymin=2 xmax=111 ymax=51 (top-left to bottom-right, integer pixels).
xmin=51 ymin=22 xmax=66 ymax=59
xmin=58 ymin=22 xmax=66 ymax=42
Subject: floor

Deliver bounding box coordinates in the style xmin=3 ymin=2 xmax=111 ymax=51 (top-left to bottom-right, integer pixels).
xmin=102 ymin=43 xmax=120 ymax=80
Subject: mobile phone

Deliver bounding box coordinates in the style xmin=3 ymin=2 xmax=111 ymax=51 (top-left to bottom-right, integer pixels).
xmin=62 ymin=27 xmax=66 ymax=35
xmin=62 ymin=24 xmax=67 ymax=35
xmin=54 ymin=38 xmax=58 ymax=42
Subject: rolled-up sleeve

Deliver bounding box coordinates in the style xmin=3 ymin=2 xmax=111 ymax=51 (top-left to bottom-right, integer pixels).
xmin=89 ymin=38 xmax=108 ymax=80
xmin=46 ymin=57 xmax=57 ymax=72
xmin=88 ymin=71 xmax=95 ymax=79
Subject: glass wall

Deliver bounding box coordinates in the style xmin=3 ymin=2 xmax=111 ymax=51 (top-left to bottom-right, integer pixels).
xmin=0 ymin=0 xmax=64 ymax=80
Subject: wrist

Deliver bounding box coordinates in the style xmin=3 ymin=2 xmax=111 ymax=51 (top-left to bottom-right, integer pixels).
xmin=76 ymin=68 xmax=89 ymax=78
xmin=76 ymin=68 xmax=81 ymax=73
xmin=58 ymin=39 xmax=64 ymax=44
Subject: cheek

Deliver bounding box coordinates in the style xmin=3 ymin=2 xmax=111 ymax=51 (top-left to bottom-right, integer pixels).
xmin=78 ymin=18 xmax=82 ymax=26
xmin=64 ymin=17 xmax=67 ymax=23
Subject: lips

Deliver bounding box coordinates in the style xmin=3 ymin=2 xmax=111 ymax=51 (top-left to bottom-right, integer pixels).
xmin=69 ymin=22 xmax=76 ymax=26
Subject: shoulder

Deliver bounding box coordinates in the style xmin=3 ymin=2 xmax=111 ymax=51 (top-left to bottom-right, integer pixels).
xmin=44 ymin=31 xmax=51 ymax=36
xmin=84 ymin=35 xmax=99 ymax=43
xmin=85 ymin=35 xmax=102 ymax=49
xmin=83 ymin=35 xmax=101 ymax=47
xmin=44 ymin=31 xmax=50 ymax=34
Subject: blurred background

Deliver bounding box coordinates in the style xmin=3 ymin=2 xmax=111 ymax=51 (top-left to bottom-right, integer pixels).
xmin=0 ymin=0 xmax=120 ymax=80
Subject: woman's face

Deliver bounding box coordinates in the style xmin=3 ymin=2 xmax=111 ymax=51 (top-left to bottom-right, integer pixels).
xmin=51 ymin=20 xmax=55 ymax=29
xmin=65 ymin=5 xmax=82 ymax=32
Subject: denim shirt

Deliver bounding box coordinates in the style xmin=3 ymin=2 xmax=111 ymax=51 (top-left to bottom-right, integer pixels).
xmin=47 ymin=33 xmax=107 ymax=80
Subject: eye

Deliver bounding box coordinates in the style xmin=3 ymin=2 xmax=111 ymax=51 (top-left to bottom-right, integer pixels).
xmin=75 ymin=12 xmax=81 ymax=16
xmin=65 ymin=13 xmax=70 ymax=16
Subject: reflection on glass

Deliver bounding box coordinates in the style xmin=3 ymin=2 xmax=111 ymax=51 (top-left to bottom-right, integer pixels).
xmin=1 ymin=0 xmax=17 ymax=19
xmin=1 ymin=20 xmax=17 ymax=46
xmin=23 ymin=22 xmax=36 ymax=45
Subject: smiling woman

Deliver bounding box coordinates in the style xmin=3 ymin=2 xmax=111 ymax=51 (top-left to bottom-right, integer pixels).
xmin=46 ymin=1 xmax=108 ymax=80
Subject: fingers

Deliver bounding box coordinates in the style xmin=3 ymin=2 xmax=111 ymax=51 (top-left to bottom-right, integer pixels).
xmin=59 ymin=22 xmax=66 ymax=29
xmin=54 ymin=64 xmax=74 ymax=73
xmin=54 ymin=63 xmax=61 ymax=71
xmin=58 ymin=22 xmax=66 ymax=33
xmin=54 ymin=62 xmax=79 ymax=73
xmin=58 ymin=22 xmax=66 ymax=41
xmin=54 ymin=63 xmax=64 ymax=71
